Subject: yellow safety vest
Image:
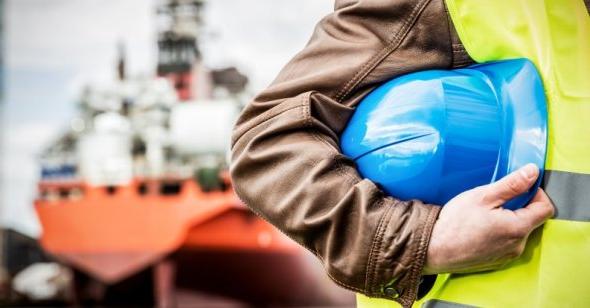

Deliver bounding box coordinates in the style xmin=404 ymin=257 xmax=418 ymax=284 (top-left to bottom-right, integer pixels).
xmin=358 ymin=0 xmax=590 ymax=307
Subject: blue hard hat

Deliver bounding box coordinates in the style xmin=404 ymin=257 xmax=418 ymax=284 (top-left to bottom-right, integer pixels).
xmin=341 ymin=59 xmax=547 ymax=210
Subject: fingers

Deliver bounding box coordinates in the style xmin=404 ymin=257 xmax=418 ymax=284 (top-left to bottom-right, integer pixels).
xmin=514 ymin=188 xmax=555 ymax=229
xmin=484 ymin=164 xmax=539 ymax=206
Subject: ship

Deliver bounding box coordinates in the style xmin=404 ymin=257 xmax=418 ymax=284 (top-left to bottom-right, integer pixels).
xmin=33 ymin=0 xmax=353 ymax=306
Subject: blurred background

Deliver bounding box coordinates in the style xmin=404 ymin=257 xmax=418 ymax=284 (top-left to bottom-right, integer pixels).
xmin=0 ymin=0 xmax=357 ymax=306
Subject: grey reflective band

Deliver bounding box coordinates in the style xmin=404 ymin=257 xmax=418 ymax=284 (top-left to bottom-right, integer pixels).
xmin=543 ymin=170 xmax=590 ymax=222
xmin=422 ymin=299 xmax=479 ymax=308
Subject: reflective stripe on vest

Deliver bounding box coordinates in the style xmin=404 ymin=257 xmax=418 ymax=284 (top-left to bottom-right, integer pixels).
xmin=544 ymin=171 xmax=590 ymax=221
xmin=358 ymin=0 xmax=590 ymax=307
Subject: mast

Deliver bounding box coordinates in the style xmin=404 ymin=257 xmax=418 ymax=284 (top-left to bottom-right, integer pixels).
xmin=116 ymin=41 xmax=126 ymax=81
xmin=156 ymin=0 xmax=204 ymax=101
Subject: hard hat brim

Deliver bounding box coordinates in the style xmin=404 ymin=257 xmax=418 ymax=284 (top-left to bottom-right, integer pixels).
xmin=462 ymin=59 xmax=548 ymax=210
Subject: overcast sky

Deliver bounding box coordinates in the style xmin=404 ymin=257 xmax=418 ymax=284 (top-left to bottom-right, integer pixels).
xmin=1 ymin=0 xmax=333 ymax=237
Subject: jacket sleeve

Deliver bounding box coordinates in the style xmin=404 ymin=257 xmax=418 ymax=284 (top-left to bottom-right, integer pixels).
xmin=230 ymin=0 xmax=469 ymax=305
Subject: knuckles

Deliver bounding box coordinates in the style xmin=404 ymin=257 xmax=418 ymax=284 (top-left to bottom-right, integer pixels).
xmin=505 ymin=250 xmax=521 ymax=260
xmin=505 ymin=175 xmax=527 ymax=195
xmin=504 ymin=222 xmax=530 ymax=239
xmin=541 ymin=201 xmax=556 ymax=218
xmin=506 ymin=242 xmax=527 ymax=260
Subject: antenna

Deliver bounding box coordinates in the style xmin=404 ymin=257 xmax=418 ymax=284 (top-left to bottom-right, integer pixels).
xmin=117 ymin=40 xmax=126 ymax=81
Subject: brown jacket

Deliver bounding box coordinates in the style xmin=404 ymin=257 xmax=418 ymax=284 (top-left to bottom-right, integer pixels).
xmin=230 ymin=0 xmax=473 ymax=306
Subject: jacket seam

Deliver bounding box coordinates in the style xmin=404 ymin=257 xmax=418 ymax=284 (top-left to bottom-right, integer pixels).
xmin=443 ymin=0 xmax=455 ymax=67
xmin=397 ymin=205 xmax=440 ymax=307
xmin=335 ymin=0 xmax=427 ymax=101
xmin=231 ymin=101 xmax=308 ymax=147
xmin=303 ymin=97 xmax=338 ymax=155
xmin=394 ymin=204 xmax=426 ymax=307
xmin=310 ymin=246 xmax=365 ymax=293
xmin=364 ymin=197 xmax=389 ymax=293
xmin=368 ymin=199 xmax=396 ymax=295
xmin=334 ymin=0 xmax=432 ymax=102
xmin=302 ymin=94 xmax=368 ymax=185
xmin=406 ymin=207 xmax=429 ymax=306
xmin=445 ymin=0 xmax=474 ymax=69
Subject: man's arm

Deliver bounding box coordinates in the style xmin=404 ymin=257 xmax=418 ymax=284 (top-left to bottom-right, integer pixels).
xmin=230 ymin=0 xmax=462 ymax=305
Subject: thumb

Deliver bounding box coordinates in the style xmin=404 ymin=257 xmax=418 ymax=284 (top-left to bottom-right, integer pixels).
xmin=484 ymin=163 xmax=539 ymax=206
xmin=514 ymin=188 xmax=555 ymax=229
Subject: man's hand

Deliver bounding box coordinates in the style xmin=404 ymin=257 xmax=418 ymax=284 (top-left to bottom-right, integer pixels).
xmin=424 ymin=164 xmax=555 ymax=274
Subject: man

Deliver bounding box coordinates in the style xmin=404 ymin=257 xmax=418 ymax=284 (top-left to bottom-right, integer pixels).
xmin=230 ymin=0 xmax=588 ymax=307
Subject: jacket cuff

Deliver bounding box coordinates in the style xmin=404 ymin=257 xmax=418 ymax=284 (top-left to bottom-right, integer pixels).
xmin=366 ymin=199 xmax=441 ymax=307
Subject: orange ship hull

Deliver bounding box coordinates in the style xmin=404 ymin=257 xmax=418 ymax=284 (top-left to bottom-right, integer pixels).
xmin=34 ymin=178 xmax=297 ymax=283
xmin=34 ymin=178 xmax=354 ymax=305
